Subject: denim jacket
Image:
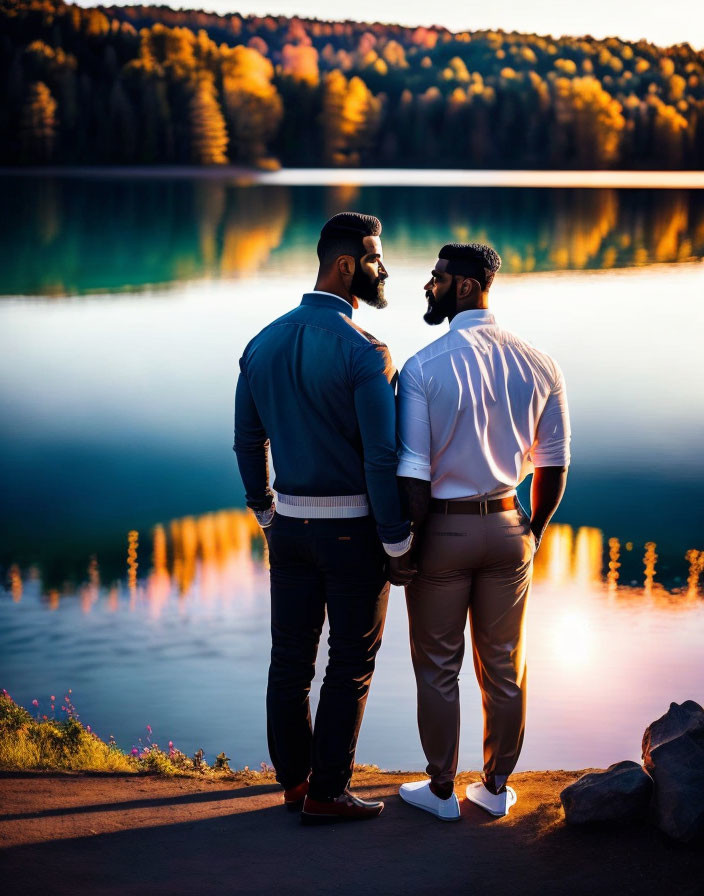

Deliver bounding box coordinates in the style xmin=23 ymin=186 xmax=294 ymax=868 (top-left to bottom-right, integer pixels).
xmin=234 ymin=291 xmax=410 ymax=546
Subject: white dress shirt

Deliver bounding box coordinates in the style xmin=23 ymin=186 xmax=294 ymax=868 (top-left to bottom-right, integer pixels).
xmin=397 ymin=309 xmax=571 ymax=498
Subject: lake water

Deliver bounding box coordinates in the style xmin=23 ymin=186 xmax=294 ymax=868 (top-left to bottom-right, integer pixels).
xmin=1 ymin=171 xmax=703 ymax=772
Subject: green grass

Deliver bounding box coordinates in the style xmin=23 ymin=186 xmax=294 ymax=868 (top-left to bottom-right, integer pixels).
xmin=0 ymin=691 xmax=248 ymax=778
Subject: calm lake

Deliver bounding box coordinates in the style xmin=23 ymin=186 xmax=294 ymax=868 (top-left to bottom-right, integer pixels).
xmin=1 ymin=170 xmax=703 ymax=771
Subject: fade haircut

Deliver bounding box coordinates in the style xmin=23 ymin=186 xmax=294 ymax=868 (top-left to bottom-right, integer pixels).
xmin=438 ymin=243 xmax=502 ymax=291
xmin=317 ymin=212 xmax=382 ymax=267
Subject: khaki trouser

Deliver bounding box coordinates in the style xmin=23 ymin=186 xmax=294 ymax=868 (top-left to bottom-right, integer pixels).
xmin=406 ymin=505 xmax=535 ymax=789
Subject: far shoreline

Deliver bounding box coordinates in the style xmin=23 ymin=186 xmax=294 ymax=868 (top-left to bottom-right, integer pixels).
xmin=2 ymin=166 xmax=704 ymax=189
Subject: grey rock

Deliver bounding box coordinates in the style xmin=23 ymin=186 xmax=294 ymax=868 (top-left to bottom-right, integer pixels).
xmin=642 ymin=700 xmax=704 ymax=843
xmin=560 ymin=760 xmax=652 ymax=825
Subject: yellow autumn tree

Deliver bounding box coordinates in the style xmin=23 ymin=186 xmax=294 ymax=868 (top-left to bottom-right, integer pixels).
xmin=280 ymin=43 xmax=319 ymax=85
xmin=221 ymin=45 xmax=282 ymax=164
xmin=442 ymin=57 xmax=470 ymax=83
xmin=553 ymin=76 xmax=625 ymax=167
xmin=322 ymin=70 xmax=381 ymax=166
xmin=188 ymin=76 xmax=228 ymax=164
xmin=648 ymin=95 xmax=689 ymax=166
xmin=141 ymin=25 xmax=197 ymax=82
xmin=382 ymin=40 xmax=408 ymax=69
xmin=20 ymin=81 xmax=58 ymax=163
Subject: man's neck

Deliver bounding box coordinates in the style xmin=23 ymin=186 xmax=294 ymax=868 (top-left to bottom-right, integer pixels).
xmin=314 ymin=282 xmax=357 ymax=308
xmin=450 ymin=297 xmax=490 ymax=320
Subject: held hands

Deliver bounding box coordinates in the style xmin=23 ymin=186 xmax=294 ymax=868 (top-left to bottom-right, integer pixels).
xmin=388 ymin=545 xmax=418 ymax=586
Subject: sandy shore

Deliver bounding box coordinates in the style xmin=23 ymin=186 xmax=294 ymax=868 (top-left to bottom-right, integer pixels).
xmin=1 ymin=768 xmax=702 ymax=895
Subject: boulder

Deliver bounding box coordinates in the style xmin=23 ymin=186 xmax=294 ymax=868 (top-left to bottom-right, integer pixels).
xmin=642 ymin=700 xmax=704 ymax=843
xmin=560 ymin=760 xmax=652 ymax=825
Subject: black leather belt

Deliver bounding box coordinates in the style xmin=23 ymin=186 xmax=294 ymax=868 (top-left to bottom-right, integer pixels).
xmin=430 ymin=497 xmax=518 ymax=516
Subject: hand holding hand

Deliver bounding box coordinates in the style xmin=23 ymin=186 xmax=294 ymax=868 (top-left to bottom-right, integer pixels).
xmin=389 ymin=549 xmax=417 ymax=586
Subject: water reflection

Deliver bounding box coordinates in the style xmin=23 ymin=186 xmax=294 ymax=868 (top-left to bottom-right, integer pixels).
xmin=4 ymin=509 xmax=702 ymax=615
xmin=2 ymin=177 xmax=703 ymax=295
xmin=687 ymin=550 xmax=704 ymax=599
xmin=1 ymin=507 xmax=702 ymax=771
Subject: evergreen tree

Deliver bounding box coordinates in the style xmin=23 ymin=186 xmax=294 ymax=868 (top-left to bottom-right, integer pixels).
xmin=188 ymin=76 xmax=228 ymax=164
xmin=19 ymin=80 xmax=58 ymax=163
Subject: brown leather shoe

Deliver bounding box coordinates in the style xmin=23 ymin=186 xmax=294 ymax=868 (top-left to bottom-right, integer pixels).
xmin=283 ymin=780 xmax=309 ymax=812
xmin=301 ymin=790 xmax=384 ymax=825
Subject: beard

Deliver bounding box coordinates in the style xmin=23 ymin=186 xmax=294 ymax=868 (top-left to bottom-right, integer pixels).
xmin=352 ymin=265 xmax=387 ymax=309
xmin=423 ymin=280 xmax=457 ymax=325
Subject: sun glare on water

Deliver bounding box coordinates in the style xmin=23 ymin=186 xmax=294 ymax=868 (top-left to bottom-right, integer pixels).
xmin=550 ymin=608 xmax=595 ymax=667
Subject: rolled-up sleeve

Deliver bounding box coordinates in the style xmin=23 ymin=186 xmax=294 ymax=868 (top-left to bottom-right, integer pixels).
xmin=531 ymin=364 xmax=571 ymax=467
xmin=397 ymin=355 xmax=432 ymax=481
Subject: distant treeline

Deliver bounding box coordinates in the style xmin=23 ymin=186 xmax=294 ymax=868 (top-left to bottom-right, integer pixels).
xmin=2 ymin=0 xmax=704 ymax=168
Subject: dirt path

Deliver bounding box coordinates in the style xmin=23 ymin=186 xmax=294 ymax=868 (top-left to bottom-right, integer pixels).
xmin=1 ymin=768 xmax=702 ymax=895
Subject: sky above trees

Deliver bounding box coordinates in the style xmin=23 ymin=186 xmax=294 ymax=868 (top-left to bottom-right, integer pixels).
xmin=75 ymin=0 xmax=704 ymax=50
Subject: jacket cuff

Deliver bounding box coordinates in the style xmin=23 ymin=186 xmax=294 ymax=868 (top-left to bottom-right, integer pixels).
xmin=254 ymin=505 xmax=275 ymax=528
xmin=246 ymin=491 xmax=275 ymax=513
xmin=383 ymin=532 xmax=413 ymax=558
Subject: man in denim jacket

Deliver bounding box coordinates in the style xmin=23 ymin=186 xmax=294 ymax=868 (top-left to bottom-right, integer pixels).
xmin=235 ymin=213 xmax=412 ymax=824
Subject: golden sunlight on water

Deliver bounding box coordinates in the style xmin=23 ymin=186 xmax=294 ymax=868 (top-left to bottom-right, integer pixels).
xmin=6 ymin=511 xmax=703 ymax=616
xmin=127 ymin=530 xmax=139 ymax=598
xmin=644 ymin=542 xmax=657 ymax=595
xmin=687 ymin=550 xmax=704 ymax=599
xmin=8 ymin=565 xmax=22 ymax=603
xmin=550 ymin=608 xmax=595 ymax=667
xmin=607 ymin=537 xmax=621 ymax=591
xmin=3 ymin=510 xmax=702 ymax=772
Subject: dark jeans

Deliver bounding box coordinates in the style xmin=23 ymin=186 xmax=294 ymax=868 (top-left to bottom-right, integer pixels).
xmin=266 ymin=513 xmax=390 ymax=801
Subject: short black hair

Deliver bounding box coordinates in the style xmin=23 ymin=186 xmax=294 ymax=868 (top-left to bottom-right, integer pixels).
xmin=317 ymin=212 xmax=382 ymax=267
xmin=438 ymin=243 xmax=502 ymax=290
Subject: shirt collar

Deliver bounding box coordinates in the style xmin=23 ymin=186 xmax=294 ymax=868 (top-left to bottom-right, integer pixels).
xmin=449 ymin=308 xmax=496 ymax=331
xmin=301 ymin=291 xmax=354 ymax=317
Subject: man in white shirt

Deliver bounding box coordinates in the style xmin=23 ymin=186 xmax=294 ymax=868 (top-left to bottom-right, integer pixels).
xmin=392 ymin=243 xmax=570 ymax=821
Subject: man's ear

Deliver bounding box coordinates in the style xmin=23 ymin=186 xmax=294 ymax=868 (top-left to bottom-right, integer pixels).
xmin=337 ymin=254 xmax=355 ymax=279
xmin=460 ymin=277 xmax=481 ymax=301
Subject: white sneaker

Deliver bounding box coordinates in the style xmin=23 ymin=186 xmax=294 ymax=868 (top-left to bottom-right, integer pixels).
xmin=465 ymin=781 xmax=517 ymax=817
xmin=399 ymin=780 xmax=461 ymax=822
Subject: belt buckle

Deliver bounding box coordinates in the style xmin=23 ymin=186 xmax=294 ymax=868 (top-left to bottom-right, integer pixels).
xmin=479 ymin=499 xmax=488 ymax=516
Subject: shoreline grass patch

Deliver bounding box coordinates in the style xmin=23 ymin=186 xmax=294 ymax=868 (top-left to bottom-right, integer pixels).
xmin=0 ymin=690 xmax=250 ymax=778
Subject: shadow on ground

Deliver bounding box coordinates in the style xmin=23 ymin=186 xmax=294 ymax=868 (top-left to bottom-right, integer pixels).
xmin=1 ymin=771 xmax=702 ymax=896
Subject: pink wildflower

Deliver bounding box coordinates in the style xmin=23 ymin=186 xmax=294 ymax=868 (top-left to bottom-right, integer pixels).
xmin=61 ymin=705 xmax=66 ymax=711
xmin=32 ymin=699 xmax=38 ymax=707
xmin=50 ymin=696 xmax=55 ymax=702
xmin=146 ymin=725 xmax=152 ymax=734
xmin=86 ymin=725 xmax=91 ymax=733
xmin=131 ymin=748 xmax=139 ymax=756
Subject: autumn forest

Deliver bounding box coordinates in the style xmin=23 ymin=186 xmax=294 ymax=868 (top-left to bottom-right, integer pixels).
xmin=2 ymin=0 xmax=704 ymax=168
